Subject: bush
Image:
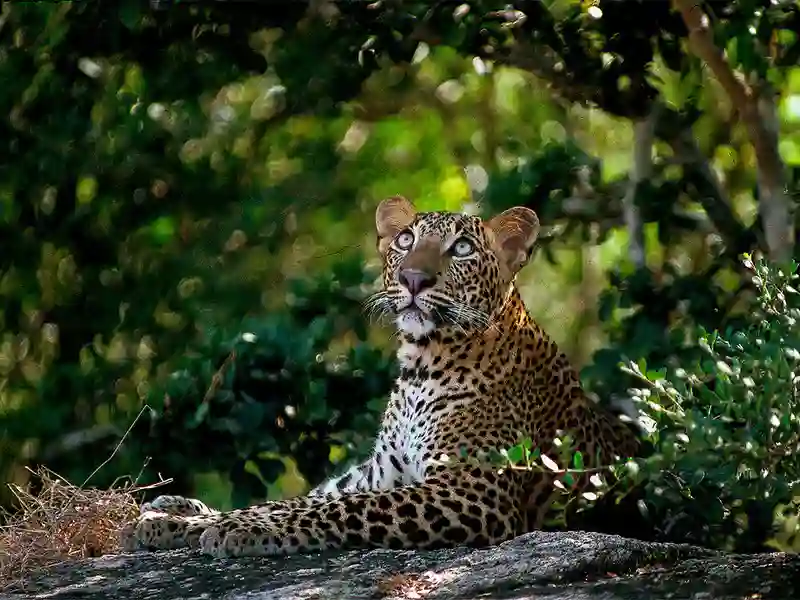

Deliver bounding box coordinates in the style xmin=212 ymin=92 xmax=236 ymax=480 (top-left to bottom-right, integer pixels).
xmin=494 ymin=255 xmax=800 ymax=553
xmin=617 ymin=255 xmax=800 ymax=552
xmin=129 ymin=254 xmax=395 ymax=510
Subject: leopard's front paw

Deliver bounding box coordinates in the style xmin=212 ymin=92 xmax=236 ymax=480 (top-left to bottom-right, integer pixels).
xmin=141 ymin=494 xmax=218 ymax=517
xmin=120 ymin=510 xmax=215 ymax=552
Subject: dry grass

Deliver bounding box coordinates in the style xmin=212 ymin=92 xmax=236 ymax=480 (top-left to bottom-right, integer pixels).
xmin=0 ymin=405 xmax=173 ymax=592
xmin=0 ymin=466 xmax=169 ymax=592
xmin=0 ymin=361 xmax=235 ymax=592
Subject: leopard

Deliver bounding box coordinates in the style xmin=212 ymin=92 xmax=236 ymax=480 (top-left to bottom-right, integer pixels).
xmin=120 ymin=195 xmax=641 ymax=558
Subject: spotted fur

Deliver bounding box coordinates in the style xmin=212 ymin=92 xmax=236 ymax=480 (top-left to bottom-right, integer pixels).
xmin=120 ymin=197 xmax=640 ymax=558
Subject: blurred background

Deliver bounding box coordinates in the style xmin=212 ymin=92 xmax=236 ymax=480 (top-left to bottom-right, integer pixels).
xmin=0 ymin=0 xmax=798 ymax=529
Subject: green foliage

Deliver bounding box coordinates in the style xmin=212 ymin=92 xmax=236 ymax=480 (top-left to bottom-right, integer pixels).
xmin=135 ymin=255 xmax=394 ymax=508
xmin=0 ymin=0 xmax=394 ymax=505
xmin=491 ymin=259 xmax=800 ymax=553
xmin=617 ymin=256 xmax=800 ymax=552
xmin=1 ymin=0 xmax=799 ymax=557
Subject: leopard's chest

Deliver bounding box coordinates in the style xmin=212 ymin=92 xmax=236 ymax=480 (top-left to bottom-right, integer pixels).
xmin=372 ymin=380 xmax=448 ymax=479
xmin=380 ymin=375 xmax=482 ymax=477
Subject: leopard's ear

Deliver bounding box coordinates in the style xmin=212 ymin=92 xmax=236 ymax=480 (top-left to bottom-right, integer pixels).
xmin=486 ymin=206 xmax=540 ymax=275
xmin=375 ymin=196 xmax=417 ymax=252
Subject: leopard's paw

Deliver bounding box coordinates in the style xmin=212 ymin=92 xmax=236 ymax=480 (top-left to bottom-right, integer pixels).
xmin=141 ymin=494 xmax=218 ymax=517
xmin=120 ymin=510 xmax=216 ymax=552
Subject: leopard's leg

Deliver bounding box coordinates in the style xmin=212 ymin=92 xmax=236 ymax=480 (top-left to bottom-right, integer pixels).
xmin=123 ymin=492 xmax=352 ymax=552
xmin=124 ymin=443 xmax=416 ymax=552
xmin=196 ymin=468 xmax=524 ymax=558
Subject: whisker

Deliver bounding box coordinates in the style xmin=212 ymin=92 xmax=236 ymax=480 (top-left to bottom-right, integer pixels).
xmin=362 ymin=291 xmax=394 ymax=326
xmin=438 ymin=305 xmax=468 ymax=337
xmin=441 ymin=300 xmax=493 ymax=335
xmin=452 ymin=314 xmax=469 ymax=338
xmin=367 ymin=286 xmax=507 ymax=340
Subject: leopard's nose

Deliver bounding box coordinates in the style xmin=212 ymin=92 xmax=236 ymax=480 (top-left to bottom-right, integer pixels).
xmin=398 ymin=268 xmax=436 ymax=295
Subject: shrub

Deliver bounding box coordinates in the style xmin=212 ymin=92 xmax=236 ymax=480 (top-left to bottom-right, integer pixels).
xmin=495 ymin=255 xmax=800 ymax=552
xmin=616 ymin=255 xmax=800 ymax=552
xmin=128 ymin=255 xmax=396 ymax=509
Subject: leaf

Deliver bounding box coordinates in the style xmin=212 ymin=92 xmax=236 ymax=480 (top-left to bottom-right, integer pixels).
xmin=189 ymin=402 xmax=210 ymax=428
xmin=716 ymin=360 xmax=733 ymax=376
xmin=328 ymin=445 xmax=347 ymax=464
xmin=540 ymin=454 xmax=560 ymax=472
xmin=572 ymin=451 xmax=584 ymax=470
xmin=637 ymin=357 xmax=647 ymax=375
xmin=506 ymin=444 xmax=525 ymax=464
xmin=624 ymin=460 xmax=640 ymax=476
xmin=118 ymin=1 xmax=142 ymax=31
xmin=76 ymin=177 xmax=98 ymax=205
xmin=150 ymin=216 xmax=176 ymax=244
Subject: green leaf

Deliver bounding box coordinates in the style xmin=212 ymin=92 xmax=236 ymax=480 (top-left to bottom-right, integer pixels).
xmin=572 ymin=451 xmax=584 ymax=470
xmin=506 ymin=444 xmax=525 ymax=464
xmin=150 ymin=216 xmax=176 ymax=244
xmin=189 ymin=401 xmax=210 ymax=428
xmin=76 ymin=177 xmax=98 ymax=205
xmin=118 ymin=1 xmax=142 ymax=31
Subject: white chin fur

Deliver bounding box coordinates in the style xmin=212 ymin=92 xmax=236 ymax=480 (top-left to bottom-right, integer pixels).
xmin=396 ymin=311 xmax=436 ymax=338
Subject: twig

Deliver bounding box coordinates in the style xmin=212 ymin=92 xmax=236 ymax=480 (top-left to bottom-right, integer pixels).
xmin=79 ymin=404 xmax=151 ymax=490
xmin=500 ymin=462 xmax=612 ymax=476
xmin=656 ymin=107 xmax=759 ymax=257
xmin=202 ymin=349 xmax=237 ymax=405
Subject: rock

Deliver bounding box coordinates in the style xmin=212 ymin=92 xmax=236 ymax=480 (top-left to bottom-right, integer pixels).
xmin=3 ymin=531 xmax=797 ymax=600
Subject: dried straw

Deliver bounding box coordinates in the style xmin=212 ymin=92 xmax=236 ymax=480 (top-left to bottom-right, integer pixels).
xmin=0 ymin=405 xmax=171 ymax=592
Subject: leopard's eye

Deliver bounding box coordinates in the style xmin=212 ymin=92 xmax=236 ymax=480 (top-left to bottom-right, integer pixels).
xmin=451 ymin=237 xmax=474 ymax=258
xmin=394 ymin=230 xmax=415 ymax=251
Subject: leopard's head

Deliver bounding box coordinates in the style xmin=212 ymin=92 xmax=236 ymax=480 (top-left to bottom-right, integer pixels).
xmin=369 ymin=195 xmax=539 ymax=339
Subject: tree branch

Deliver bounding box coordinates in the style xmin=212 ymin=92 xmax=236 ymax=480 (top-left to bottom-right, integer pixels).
xmin=622 ymin=109 xmax=658 ymax=268
xmin=496 ymin=38 xmax=654 ymax=119
xmin=655 ymin=108 xmax=759 ymax=259
xmin=672 ymin=0 xmax=793 ymax=261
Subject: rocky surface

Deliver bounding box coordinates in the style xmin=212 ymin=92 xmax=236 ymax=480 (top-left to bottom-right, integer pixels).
xmin=3 ymin=531 xmax=798 ymax=600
